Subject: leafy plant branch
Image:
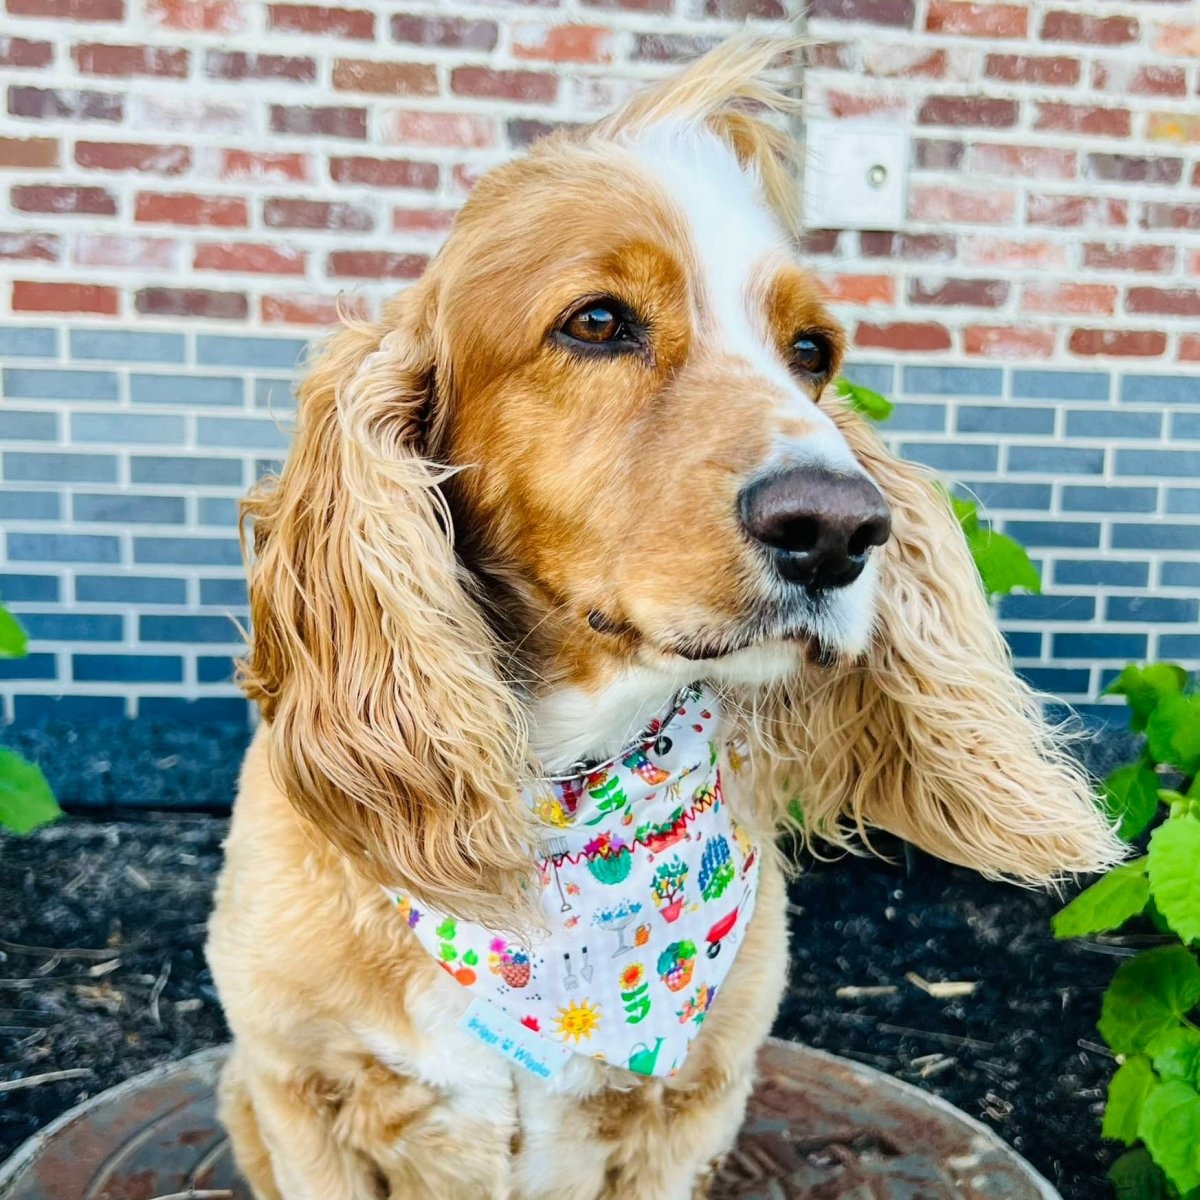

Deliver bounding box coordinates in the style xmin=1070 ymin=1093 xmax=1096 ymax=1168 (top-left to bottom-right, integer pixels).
xmin=838 ymin=377 xmax=1040 ymax=601
xmin=0 ymin=600 xmax=61 ymax=835
xmin=1053 ymin=663 xmax=1200 ymax=1199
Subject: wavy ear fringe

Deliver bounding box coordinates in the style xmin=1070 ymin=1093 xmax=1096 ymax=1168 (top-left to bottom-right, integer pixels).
xmin=733 ymin=407 xmax=1126 ymax=885
xmin=239 ymin=290 xmax=537 ymax=927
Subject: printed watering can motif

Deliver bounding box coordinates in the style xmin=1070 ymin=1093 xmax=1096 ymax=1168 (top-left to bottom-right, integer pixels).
xmin=391 ymin=685 xmax=762 ymax=1079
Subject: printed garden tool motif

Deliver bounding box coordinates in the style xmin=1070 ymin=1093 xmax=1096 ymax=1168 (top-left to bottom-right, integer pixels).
xmin=627 ymin=1037 xmax=665 ymax=1076
xmin=705 ymin=886 xmax=752 ymax=959
xmin=562 ymin=951 xmax=579 ymax=991
xmin=544 ymin=835 xmax=573 ymax=913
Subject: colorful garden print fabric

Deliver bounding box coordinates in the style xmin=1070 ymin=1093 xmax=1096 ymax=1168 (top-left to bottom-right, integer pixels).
xmin=391 ymin=684 xmax=762 ymax=1079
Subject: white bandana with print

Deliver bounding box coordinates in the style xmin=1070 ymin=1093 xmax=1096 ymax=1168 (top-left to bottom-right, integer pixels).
xmin=391 ymin=684 xmax=762 ymax=1080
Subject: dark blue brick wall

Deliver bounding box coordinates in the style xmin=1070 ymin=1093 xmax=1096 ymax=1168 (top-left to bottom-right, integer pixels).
xmin=130 ymin=374 xmax=244 ymax=407
xmin=71 ymin=330 xmax=186 ymax=363
xmin=75 ymin=575 xmax=188 ymax=604
xmin=2 ymin=331 xmax=1197 ymax=723
xmin=73 ymin=654 xmax=184 ymax=683
xmin=1012 ymin=369 xmax=1109 ymax=401
xmin=130 ymin=456 xmax=245 ymax=486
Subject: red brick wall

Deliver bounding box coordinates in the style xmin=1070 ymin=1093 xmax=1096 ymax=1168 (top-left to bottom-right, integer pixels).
xmin=3 ymin=0 xmax=1197 ymax=360
xmin=1 ymin=0 xmax=789 ymax=329
xmin=803 ymin=0 xmax=1199 ymax=364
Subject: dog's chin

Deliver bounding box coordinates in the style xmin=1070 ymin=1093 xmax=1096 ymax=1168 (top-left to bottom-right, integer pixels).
xmin=651 ymin=559 xmax=881 ymax=683
xmin=654 ymin=627 xmax=841 ymax=691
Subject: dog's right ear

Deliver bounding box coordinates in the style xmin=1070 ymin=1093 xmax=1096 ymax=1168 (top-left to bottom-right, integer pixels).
xmin=240 ymin=287 xmax=537 ymax=927
xmin=737 ymin=406 xmax=1124 ymax=885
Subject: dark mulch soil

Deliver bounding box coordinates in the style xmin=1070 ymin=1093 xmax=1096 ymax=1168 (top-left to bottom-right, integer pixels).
xmin=776 ymin=849 xmax=1125 ymax=1200
xmin=0 ymin=818 xmax=228 ymax=1163
xmin=0 ymin=719 xmax=1142 ymax=1199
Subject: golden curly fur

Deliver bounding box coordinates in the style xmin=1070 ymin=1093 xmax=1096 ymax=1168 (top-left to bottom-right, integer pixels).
xmin=735 ymin=406 xmax=1125 ymax=882
xmin=210 ymin=35 xmax=1123 ymax=1200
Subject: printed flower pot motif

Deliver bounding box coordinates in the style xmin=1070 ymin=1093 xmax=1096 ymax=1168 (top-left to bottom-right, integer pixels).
xmin=584 ymin=831 xmax=632 ymax=885
xmin=651 ymin=855 xmax=688 ymax=923
xmin=657 ymin=940 xmax=697 ymax=993
xmin=691 ymin=778 xmax=720 ymax=814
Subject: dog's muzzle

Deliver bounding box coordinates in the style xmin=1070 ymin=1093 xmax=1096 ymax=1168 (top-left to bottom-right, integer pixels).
xmin=739 ymin=466 xmax=892 ymax=592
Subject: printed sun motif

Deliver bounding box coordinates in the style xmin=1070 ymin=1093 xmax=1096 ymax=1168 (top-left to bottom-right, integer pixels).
xmin=554 ymin=998 xmax=602 ymax=1044
xmin=533 ymin=796 xmax=570 ymax=828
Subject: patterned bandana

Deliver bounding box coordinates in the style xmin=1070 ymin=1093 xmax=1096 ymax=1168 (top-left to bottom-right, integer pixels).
xmin=391 ymin=684 xmax=762 ymax=1080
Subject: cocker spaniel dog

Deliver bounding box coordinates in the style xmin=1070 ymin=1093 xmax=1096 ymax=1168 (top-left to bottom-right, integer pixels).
xmin=207 ymin=36 xmax=1122 ymax=1200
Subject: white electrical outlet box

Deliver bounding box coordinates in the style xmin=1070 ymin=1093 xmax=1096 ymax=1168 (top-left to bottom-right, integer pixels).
xmin=803 ymin=122 xmax=909 ymax=231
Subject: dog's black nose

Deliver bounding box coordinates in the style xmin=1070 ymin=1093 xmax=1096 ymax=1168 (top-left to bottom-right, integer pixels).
xmin=739 ymin=466 xmax=892 ymax=591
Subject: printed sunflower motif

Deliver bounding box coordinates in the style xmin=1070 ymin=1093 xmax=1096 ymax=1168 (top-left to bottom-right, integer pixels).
xmin=619 ymin=962 xmax=645 ymax=992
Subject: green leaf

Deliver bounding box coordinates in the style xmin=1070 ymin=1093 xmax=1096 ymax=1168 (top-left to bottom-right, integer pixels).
xmin=1147 ymin=895 xmax=1176 ymax=937
xmin=1148 ymin=1028 xmax=1200 ymax=1087
xmin=1099 ymin=945 xmax=1200 ymax=1055
xmin=950 ymin=495 xmax=981 ymax=537
xmin=1103 ymin=762 xmax=1165 ymax=842
xmin=1139 ymin=1080 xmax=1200 ymax=1194
xmin=1105 ymin=664 xmax=1190 ymax=733
xmin=0 ymin=606 xmax=27 ymax=659
xmin=0 ymin=749 xmax=60 ymax=835
xmin=1147 ymin=694 xmax=1200 ymax=776
xmin=1103 ymin=1054 xmax=1160 ymax=1145
xmin=964 ymin=528 xmax=1041 ymax=599
xmin=1149 ymin=817 xmax=1200 ymax=944
xmin=1108 ymin=1148 xmax=1170 ymax=1200
xmin=835 ymin=377 xmax=893 ymax=421
xmin=1053 ymin=858 xmax=1150 ymax=939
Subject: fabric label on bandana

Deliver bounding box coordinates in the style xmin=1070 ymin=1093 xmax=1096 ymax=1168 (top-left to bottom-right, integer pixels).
xmin=392 ymin=684 xmax=762 ymax=1080
xmin=458 ymin=997 xmax=574 ymax=1080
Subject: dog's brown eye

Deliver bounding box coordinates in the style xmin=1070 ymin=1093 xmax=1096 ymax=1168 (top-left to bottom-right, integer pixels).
xmin=563 ymin=304 xmax=622 ymax=344
xmin=790 ymin=333 xmax=832 ymax=378
xmin=555 ymin=297 xmax=644 ymax=357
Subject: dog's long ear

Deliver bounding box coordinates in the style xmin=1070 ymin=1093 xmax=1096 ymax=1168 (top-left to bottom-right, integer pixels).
xmin=239 ymin=288 xmax=535 ymax=925
xmin=738 ymin=408 xmax=1124 ymax=884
